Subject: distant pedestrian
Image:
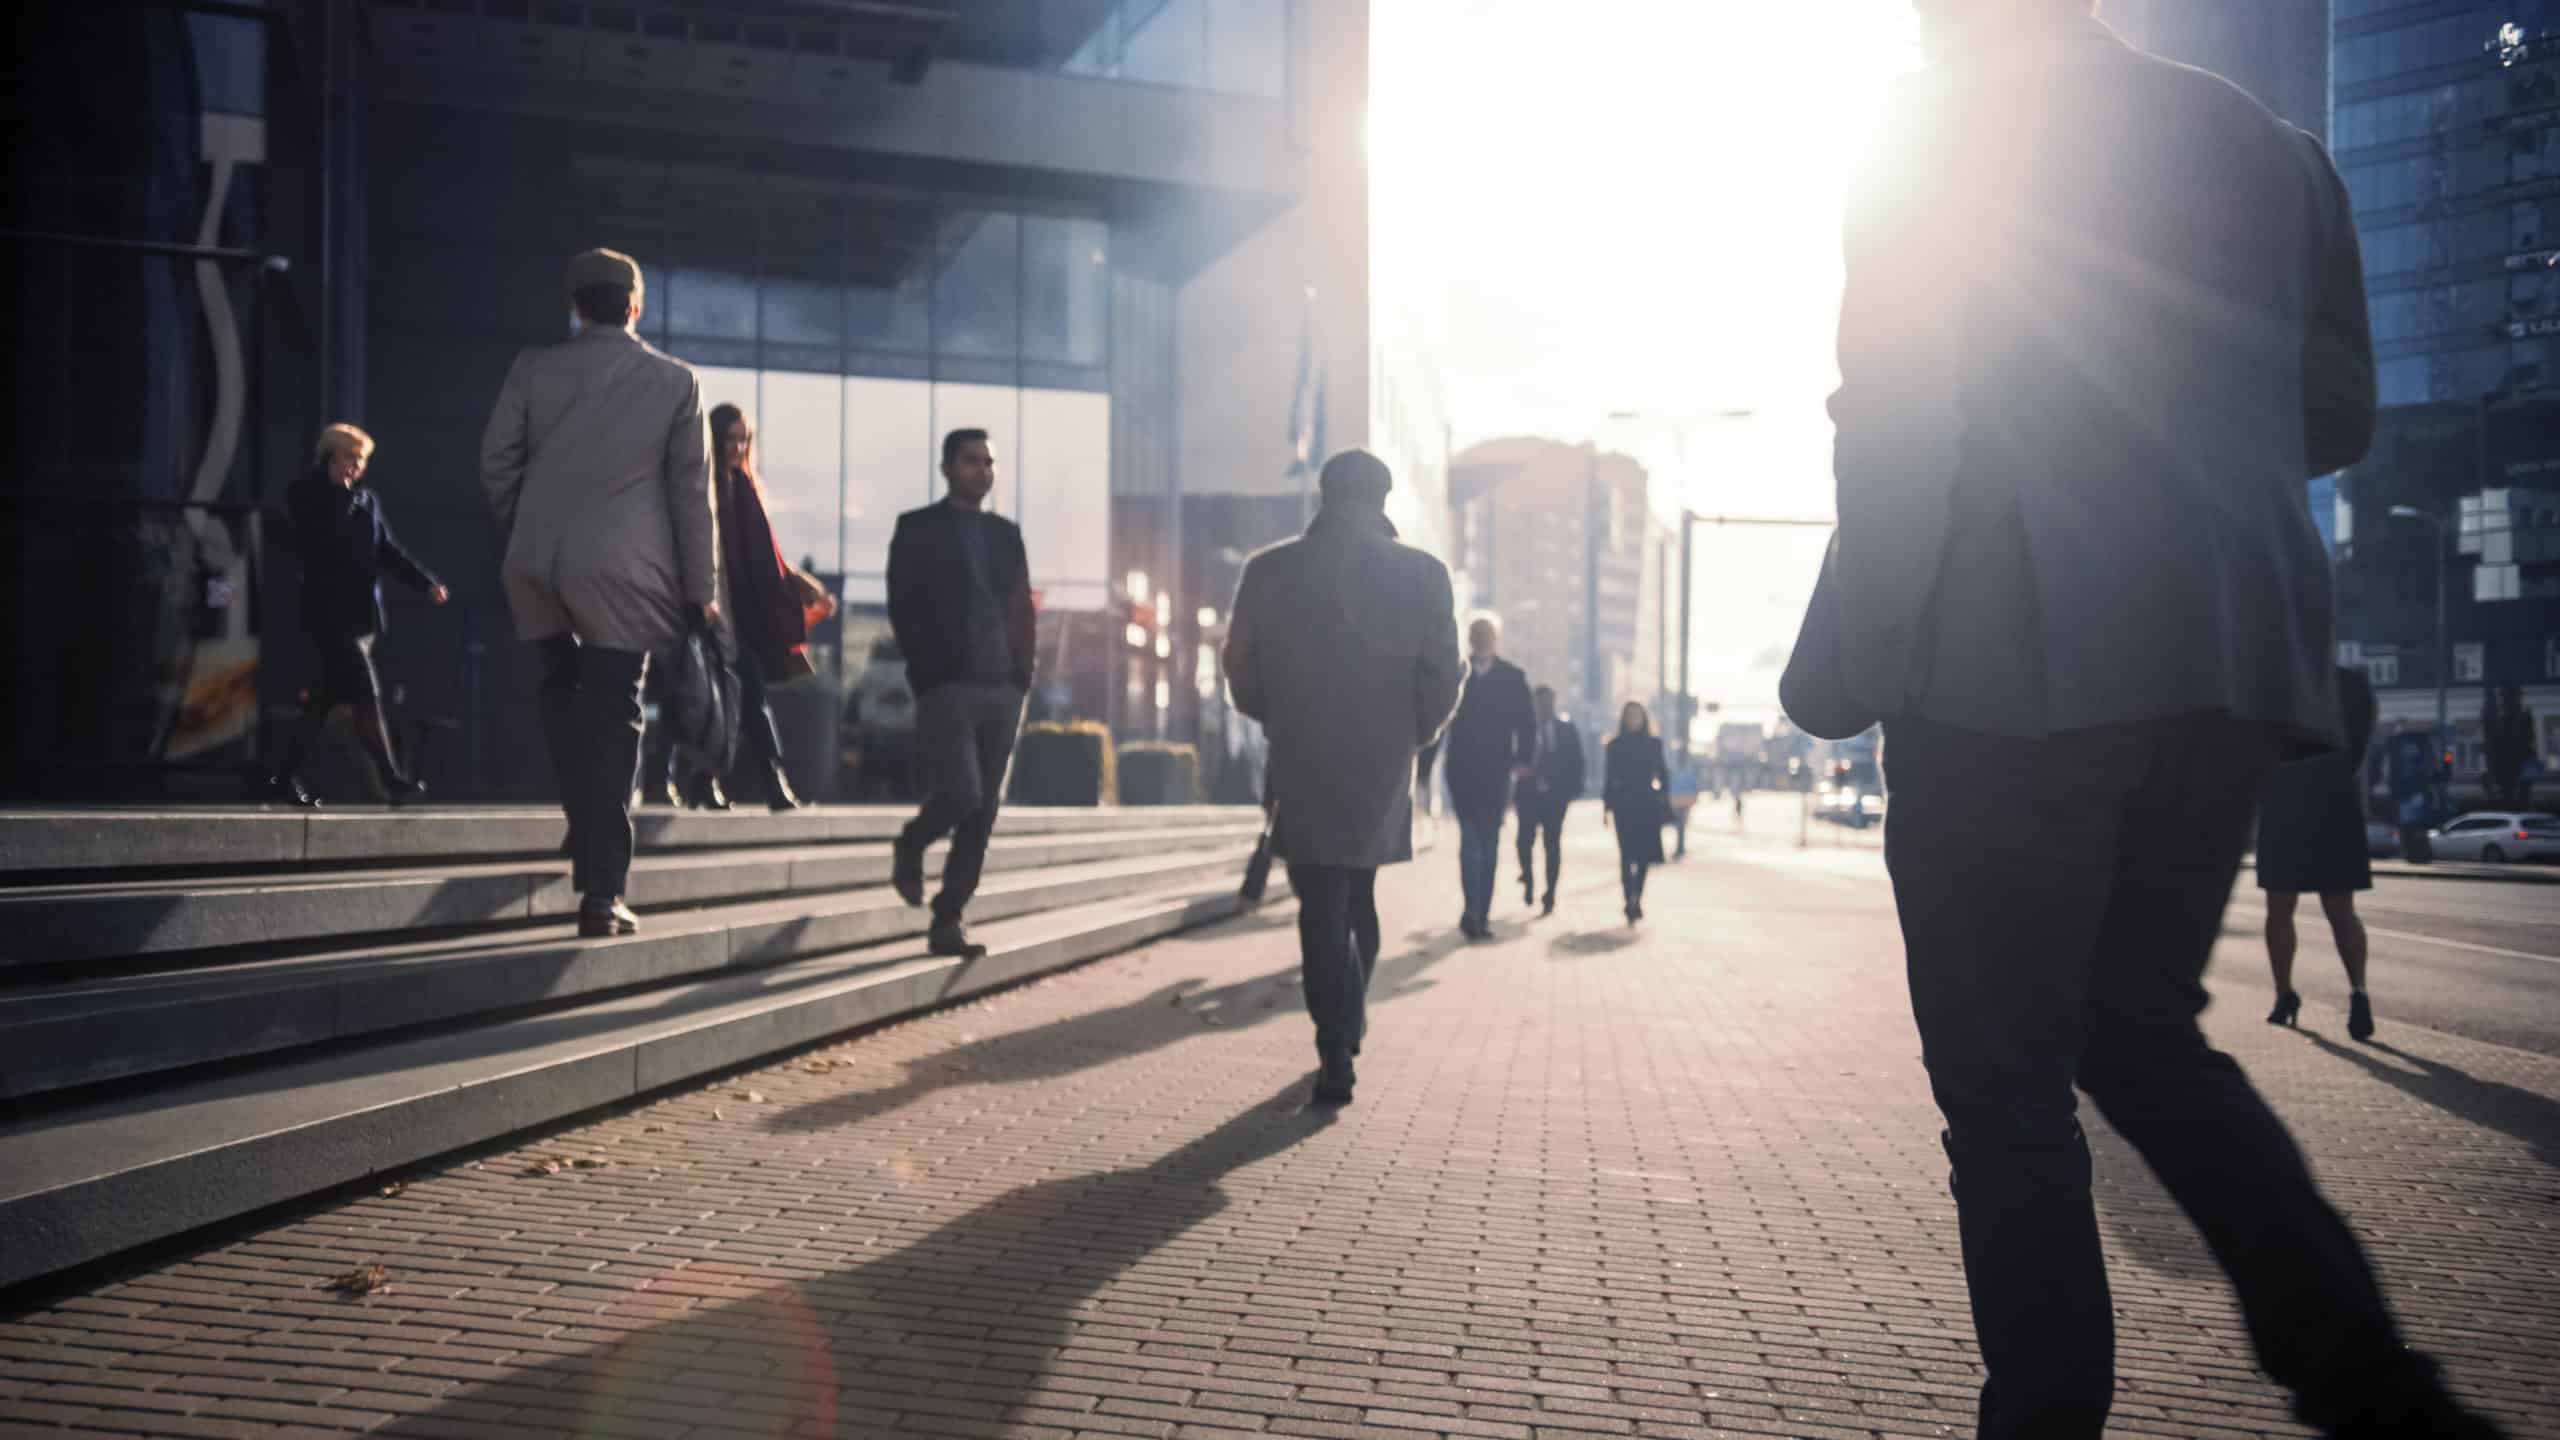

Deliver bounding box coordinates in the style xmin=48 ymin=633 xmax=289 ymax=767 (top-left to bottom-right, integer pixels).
xmin=1421 ymin=616 xmax=1535 ymax=939
xmin=1225 ymin=449 xmax=1462 ymax=1106
xmin=2483 ymin=684 xmax=2537 ymax=810
xmin=1515 ymin=685 xmax=1585 ymax=917
xmin=1786 ymin=5 xmax=2503 ymax=1435
xmin=1664 ymin=747 xmax=1702 ymax=859
xmin=1601 ymin=702 xmax=1667 ymax=924
xmin=482 ymin=248 xmax=718 ymax=939
xmin=268 ymin=423 xmax=449 ymax=807
xmin=2262 ymin=666 xmax=2381 ymax=1039
xmin=887 ymin=428 xmax=1036 ymax=960
xmin=703 ymin=403 xmax=829 ymax=811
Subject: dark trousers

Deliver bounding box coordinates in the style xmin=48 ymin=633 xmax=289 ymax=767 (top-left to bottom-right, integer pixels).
xmin=1515 ymin=798 xmax=1565 ymax=900
xmin=1885 ymin=716 xmax=2447 ymax=1440
xmin=902 ymin=682 xmax=1024 ymax=924
xmin=1456 ymin=812 xmax=1502 ymax=924
xmin=276 ymin=632 xmax=404 ymax=788
xmin=1618 ymin=852 xmax=1649 ymax=908
xmin=1287 ymin=862 xmax=1379 ymax=1075
xmin=536 ymin=636 xmax=648 ymax=902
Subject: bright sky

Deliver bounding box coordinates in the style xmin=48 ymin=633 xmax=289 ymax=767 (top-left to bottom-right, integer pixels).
xmin=1370 ymin=0 xmax=1925 ymax=722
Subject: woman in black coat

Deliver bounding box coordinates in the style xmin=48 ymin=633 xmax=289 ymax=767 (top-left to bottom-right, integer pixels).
xmin=2259 ymin=665 xmax=2382 ymax=1038
xmin=1602 ymin=701 xmax=1669 ymax=924
xmin=268 ymin=424 xmax=447 ymax=806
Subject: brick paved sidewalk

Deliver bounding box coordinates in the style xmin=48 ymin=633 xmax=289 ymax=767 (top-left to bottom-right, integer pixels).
xmin=3 ymin=817 xmax=2553 ymax=1439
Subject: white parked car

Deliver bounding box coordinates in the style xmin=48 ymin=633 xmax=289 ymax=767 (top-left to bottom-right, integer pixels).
xmin=2425 ymin=812 xmax=2560 ymax=863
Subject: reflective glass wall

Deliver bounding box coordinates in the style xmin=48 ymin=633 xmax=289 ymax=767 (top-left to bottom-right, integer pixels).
xmin=583 ymin=163 xmax=1114 ymax=609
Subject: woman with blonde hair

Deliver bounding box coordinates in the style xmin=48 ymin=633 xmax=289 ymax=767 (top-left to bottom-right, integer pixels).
xmin=1601 ymin=700 xmax=1669 ymax=923
xmin=268 ymin=423 xmax=448 ymax=806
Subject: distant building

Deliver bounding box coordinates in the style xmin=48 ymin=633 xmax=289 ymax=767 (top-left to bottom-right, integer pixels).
xmin=1448 ymin=438 xmax=1660 ymax=728
xmin=2327 ymin=2 xmax=2560 ymax=778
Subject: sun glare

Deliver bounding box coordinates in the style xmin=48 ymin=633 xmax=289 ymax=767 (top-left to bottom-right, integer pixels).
xmin=1371 ymin=1 xmax=1923 ymax=717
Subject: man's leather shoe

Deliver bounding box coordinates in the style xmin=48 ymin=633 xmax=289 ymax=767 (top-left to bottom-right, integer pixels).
xmin=927 ymin=921 xmax=986 ymax=959
xmin=1541 ymin=895 xmax=1556 ymax=917
xmin=1521 ymin=877 xmax=1535 ymax=906
xmin=765 ymin=761 xmax=804 ymax=812
xmin=579 ymin=899 xmax=640 ymax=938
xmin=683 ymin=774 xmax=732 ymax=811
xmin=1311 ymin=1059 xmax=1356 ymax=1107
xmin=892 ymin=836 xmax=927 ymax=907
xmin=382 ymin=775 xmax=426 ymax=806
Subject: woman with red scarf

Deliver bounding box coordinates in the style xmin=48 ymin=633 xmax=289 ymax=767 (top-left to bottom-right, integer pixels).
xmin=682 ymin=403 xmax=832 ymax=810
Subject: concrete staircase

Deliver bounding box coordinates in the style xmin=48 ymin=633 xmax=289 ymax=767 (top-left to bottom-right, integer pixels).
xmin=0 ymin=803 xmax=1265 ymax=1289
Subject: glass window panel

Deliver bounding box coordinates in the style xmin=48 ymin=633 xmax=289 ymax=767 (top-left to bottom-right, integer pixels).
xmin=843 ymin=376 xmax=934 ymax=603
xmin=932 ymin=209 xmax=1019 ymax=359
xmin=1020 ymin=388 xmax=1112 ymax=607
xmin=1022 ymin=215 xmax=1109 ymax=368
xmin=754 ymin=370 xmax=845 ymax=576
xmin=668 ymin=267 xmax=757 ymax=341
xmin=933 ymin=382 xmax=1021 ymax=520
xmin=1204 ymin=0 xmax=1284 ymax=97
xmin=1122 ymin=0 xmax=1205 ymax=87
xmin=761 ymin=277 xmax=839 ymax=349
xmin=847 ymin=187 xmax=933 ymax=355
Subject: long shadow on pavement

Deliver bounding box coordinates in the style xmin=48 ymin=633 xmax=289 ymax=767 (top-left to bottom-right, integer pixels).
xmin=762 ymin=925 xmax=1469 ymax=1137
xmin=2301 ymin=1033 xmax=2560 ymax=1171
xmin=378 ymin=1083 xmax=1335 ymax=1438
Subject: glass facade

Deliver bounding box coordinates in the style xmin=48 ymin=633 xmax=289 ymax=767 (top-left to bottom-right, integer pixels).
xmin=1059 ymin=0 xmax=1289 ymax=98
xmin=560 ymin=166 xmax=1113 ymax=608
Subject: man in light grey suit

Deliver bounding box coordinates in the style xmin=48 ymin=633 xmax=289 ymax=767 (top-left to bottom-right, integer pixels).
xmin=1224 ymin=450 xmax=1463 ymax=1107
xmin=1811 ymin=4 xmax=2509 ymax=1437
xmin=482 ymin=248 xmax=718 ymax=938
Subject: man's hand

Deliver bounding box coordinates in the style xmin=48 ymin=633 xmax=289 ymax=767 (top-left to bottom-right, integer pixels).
xmin=698 ymin=600 xmax=721 ymax=628
xmin=430 ymin=585 xmax=451 ymax=606
xmin=1511 ymin=764 xmax=1533 ymax=781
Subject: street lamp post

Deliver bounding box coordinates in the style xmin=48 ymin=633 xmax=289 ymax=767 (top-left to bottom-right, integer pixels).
xmin=2388 ymin=504 xmax=2451 ymax=741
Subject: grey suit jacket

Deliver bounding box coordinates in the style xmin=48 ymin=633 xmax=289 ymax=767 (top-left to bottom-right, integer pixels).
xmin=1224 ymin=503 xmax=1464 ymax=869
xmin=480 ymin=326 xmax=717 ymax=653
xmin=1827 ymin=17 xmax=2371 ymax=752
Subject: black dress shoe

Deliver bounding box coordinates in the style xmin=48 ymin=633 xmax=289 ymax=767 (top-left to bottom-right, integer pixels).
xmin=1310 ymin=1081 xmax=1355 ymax=1107
xmin=892 ymin=836 xmax=927 ymax=907
xmin=1522 ymin=878 xmax=1536 ymax=906
xmin=1540 ymin=894 xmax=1556 ymax=917
xmin=1311 ymin=1060 xmax=1356 ymax=1107
xmin=2347 ymin=990 xmax=2375 ymax=1041
xmin=382 ymin=775 xmax=426 ymax=806
xmin=764 ymin=761 xmax=804 ymax=812
xmin=579 ymin=898 xmax=640 ymax=938
xmin=682 ymin=774 xmax=732 ymax=811
xmin=927 ymin=921 xmax=986 ymax=959
xmin=267 ymin=775 xmax=322 ymax=809
xmin=2267 ymin=990 xmax=2302 ymax=1027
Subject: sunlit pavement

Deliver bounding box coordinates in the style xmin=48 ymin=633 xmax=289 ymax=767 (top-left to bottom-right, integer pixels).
xmin=2 ymin=805 xmax=2553 ymax=1439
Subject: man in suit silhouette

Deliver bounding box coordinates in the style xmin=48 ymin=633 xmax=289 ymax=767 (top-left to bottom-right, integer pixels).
xmin=1225 ymin=450 xmax=1463 ymax=1105
xmin=1822 ymin=4 xmax=2504 ymax=1436
xmin=1515 ymin=685 xmax=1584 ymax=916
xmin=887 ymin=428 xmax=1036 ymax=960
xmin=1422 ymin=616 xmax=1536 ymax=939
xmin=481 ymin=248 xmax=717 ymax=939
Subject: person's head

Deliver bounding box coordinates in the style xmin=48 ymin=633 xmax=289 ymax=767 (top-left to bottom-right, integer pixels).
xmin=710 ymin=403 xmax=753 ymax=475
xmin=1317 ymin=448 xmax=1393 ymax=510
xmin=1914 ymin=0 xmax=2097 ymax=57
xmin=1467 ymin=614 xmax=1501 ymax=661
xmin=565 ymin=248 xmax=644 ymax=331
xmin=1619 ymin=701 xmax=1650 ymax=736
xmin=1534 ymin=684 xmax=1557 ymax=720
xmin=942 ymin=428 xmax=995 ymax=507
xmin=314 ymin=423 xmax=374 ymax=487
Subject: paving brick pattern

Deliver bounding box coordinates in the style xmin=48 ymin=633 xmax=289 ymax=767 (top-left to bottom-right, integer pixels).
xmin=3 ymin=812 xmax=2554 ymax=1439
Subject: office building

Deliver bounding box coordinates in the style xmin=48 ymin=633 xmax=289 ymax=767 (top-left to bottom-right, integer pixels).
xmin=1448 ymin=438 xmax=1662 ymax=733
xmin=2331 ymin=1 xmax=2560 ymax=774
xmin=5 ymin=0 xmax=1423 ymax=799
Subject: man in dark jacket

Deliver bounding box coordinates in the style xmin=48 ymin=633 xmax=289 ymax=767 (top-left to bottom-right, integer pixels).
xmin=268 ymin=423 xmax=448 ymax=806
xmin=1422 ymin=616 xmax=1536 ymax=939
xmin=1225 ymin=450 xmax=1463 ymax=1105
xmin=1515 ymin=685 xmax=1584 ymax=916
xmin=887 ymin=428 xmax=1036 ymax=959
xmin=1816 ymin=5 xmax=2505 ymax=1437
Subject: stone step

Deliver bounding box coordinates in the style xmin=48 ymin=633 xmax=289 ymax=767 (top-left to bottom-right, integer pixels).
xmin=0 ymin=879 xmax=1252 ymax=1289
xmin=0 ymin=844 xmax=1255 ymax=1100
xmin=0 ymin=804 xmax=1257 ymax=881
xmin=0 ymin=821 xmax=1259 ymax=968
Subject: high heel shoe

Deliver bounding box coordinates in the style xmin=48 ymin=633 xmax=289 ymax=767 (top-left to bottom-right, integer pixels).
xmin=2266 ymin=990 xmax=2302 ymax=1027
xmin=682 ymin=774 xmax=732 ymax=812
xmin=2347 ymin=991 xmax=2375 ymax=1042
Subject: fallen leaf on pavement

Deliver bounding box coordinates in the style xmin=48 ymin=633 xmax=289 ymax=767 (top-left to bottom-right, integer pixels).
xmin=378 ymin=1183 xmax=405 ymax=1197
xmin=329 ymin=1264 xmax=391 ymax=1295
xmin=712 ymin=1107 xmax=725 ymax=1121
xmin=734 ymin=1090 xmax=766 ymax=1103
xmin=571 ymin=1157 xmax=609 ymax=1170
xmin=528 ymin=1158 xmax=565 ymax=1176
